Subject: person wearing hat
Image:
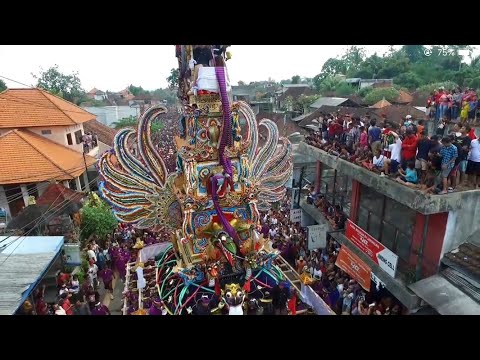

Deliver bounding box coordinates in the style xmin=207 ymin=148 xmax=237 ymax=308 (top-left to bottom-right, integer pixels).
xmin=149 ymin=297 xmax=165 ymax=315
xmin=91 ymin=301 xmax=111 ymax=315
xmin=195 ymin=295 xmax=213 ymax=315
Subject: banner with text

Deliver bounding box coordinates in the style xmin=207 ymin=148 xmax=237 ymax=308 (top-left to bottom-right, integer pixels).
xmin=335 ymin=246 xmax=371 ymax=291
xmin=64 ymin=243 xmax=81 ymax=266
xmin=307 ymin=224 xmax=328 ymax=250
xmin=290 ymin=208 xmax=302 ymax=223
xmin=345 ymin=219 xmax=398 ymax=278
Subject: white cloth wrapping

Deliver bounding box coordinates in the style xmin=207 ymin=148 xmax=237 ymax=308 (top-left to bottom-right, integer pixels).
xmin=196 ymin=67 xmax=231 ymax=93
xmin=136 ymin=267 xmax=146 ymax=289
xmin=138 ymin=242 xmax=171 ymax=263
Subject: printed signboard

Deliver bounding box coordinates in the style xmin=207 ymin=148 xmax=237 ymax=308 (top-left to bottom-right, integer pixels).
xmin=345 ymin=219 xmax=398 ymax=278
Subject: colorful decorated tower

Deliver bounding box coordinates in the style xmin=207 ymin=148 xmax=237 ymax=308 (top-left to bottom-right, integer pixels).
xmin=98 ymin=45 xmax=293 ymax=314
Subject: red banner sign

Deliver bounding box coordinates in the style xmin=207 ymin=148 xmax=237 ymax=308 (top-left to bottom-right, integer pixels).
xmin=335 ymin=246 xmax=371 ymax=291
xmin=344 ymin=219 xmax=398 ymax=278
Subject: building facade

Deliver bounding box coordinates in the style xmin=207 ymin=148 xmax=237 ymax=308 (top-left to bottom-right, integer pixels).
xmin=295 ymin=141 xmax=480 ymax=310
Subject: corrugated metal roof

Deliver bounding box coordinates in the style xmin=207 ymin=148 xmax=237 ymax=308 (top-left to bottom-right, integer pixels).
xmin=408 ymin=274 xmax=480 ymax=315
xmin=310 ymin=97 xmax=348 ymax=108
xmin=0 ymin=236 xmax=64 ymax=315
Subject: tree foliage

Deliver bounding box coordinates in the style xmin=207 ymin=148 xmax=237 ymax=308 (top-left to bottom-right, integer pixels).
xmin=167 ymin=68 xmax=179 ymax=89
xmin=363 ymin=88 xmax=400 ymax=105
xmin=80 ymin=194 xmax=118 ymax=242
xmin=111 ymin=115 xmax=163 ymax=133
xmin=291 ymin=75 xmax=301 ymax=84
xmin=111 ymin=115 xmax=137 ymax=129
xmin=0 ymin=79 xmax=6 ymax=92
xmin=128 ymin=84 xmax=148 ymax=96
xmin=32 ymin=65 xmax=87 ymax=104
xmin=313 ymin=45 xmax=478 ymax=94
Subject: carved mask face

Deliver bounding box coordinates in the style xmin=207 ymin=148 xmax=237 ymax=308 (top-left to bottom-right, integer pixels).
xmin=224 ymin=283 xmax=245 ymax=306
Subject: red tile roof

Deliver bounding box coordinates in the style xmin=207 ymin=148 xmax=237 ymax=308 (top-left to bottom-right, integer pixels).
xmin=0 ymin=88 xmax=96 ymax=128
xmin=83 ymin=120 xmax=117 ymax=146
xmin=0 ymin=129 xmax=97 ymax=185
xmin=36 ymin=183 xmax=84 ymax=207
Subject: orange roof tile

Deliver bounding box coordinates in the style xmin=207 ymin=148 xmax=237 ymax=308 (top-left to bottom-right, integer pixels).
xmin=370 ymin=98 xmax=392 ymax=109
xmin=0 ymin=129 xmax=97 ymax=185
xmin=0 ymin=88 xmax=95 ymax=129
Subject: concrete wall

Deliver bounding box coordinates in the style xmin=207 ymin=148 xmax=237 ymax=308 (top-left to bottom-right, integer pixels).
xmin=29 ymin=124 xmax=84 ymax=153
xmin=441 ymin=194 xmax=480 ymax=256
xmin=82 ymin=106 xmax=139 ymax=127
xmin=3 ymin=125 xmax=85 ymax=153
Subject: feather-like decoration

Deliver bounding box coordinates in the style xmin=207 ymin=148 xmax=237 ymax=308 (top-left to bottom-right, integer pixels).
xmin=98 ymin=105 xmax=178 ymax=230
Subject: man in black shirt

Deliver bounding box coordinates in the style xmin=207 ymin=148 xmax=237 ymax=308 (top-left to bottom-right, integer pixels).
xmin=272 ymin=282 xmax=290 ymax=315
xmin=457 ymin=126 xmax=472 ymax=185
xmin=415 ymin=131 xmax=434 ymax=184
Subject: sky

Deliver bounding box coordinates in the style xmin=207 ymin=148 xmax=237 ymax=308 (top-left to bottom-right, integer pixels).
xmin=0 ymin=45 xmax=479 ymax=92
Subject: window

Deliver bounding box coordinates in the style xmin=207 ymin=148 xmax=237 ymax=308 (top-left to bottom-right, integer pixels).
xmin=66 ymin=133 xmax=73 ymax=145
xmin=319 ymin=166 xmax=351 ymax=218
xmin=358 ymin=184 xmax=416 ymax=263
xmin=74 ymin=130 xmax=83 ymax=144
xmin=41 ymin=129 xmax=52 ymax=135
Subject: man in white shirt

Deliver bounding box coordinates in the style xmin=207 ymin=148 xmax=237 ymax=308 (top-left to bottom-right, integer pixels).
xmin=466 ymin=138 xmax=480 ymax=188
xmin=54 ymin=302 xmax=66 ymax=315
xmin=87 ymin=260 xmax=99 ymax=289
xmin=268 ymin=227 xmax=277 ymax=239
xmin=383 ymin=131 xmax=402 ymax=176
xmin=87 ymin=245 xmax=97 ymax=263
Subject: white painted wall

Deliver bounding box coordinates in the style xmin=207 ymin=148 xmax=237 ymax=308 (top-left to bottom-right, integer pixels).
xmin=441 ymin=196 xmax=480 ymax=257
xmin=82 ymin=106 xmax=139 ymax=127
xmin=4 ymin=124 xmax=86 ymax=153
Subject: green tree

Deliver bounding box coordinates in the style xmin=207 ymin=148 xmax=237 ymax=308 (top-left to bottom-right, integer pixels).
xmin=394 ymin=72 xmax=422 ymax=90
xmin=32 ymin=65 xmax=87 ymax=104
xmin=128 ymin=84 xmax=148 ymax=97
xmin=296 ymin=94 xmax=320 ymax=113
xmin=237 ymin=80 xmax=246 ymax=86
xmin=335 ymin=82 xmax=355 ymax=96
xmin=363 ymin=88 xmax=400 ymax=105
xmin=111 ymin=115 xmax=164 ymax=133
xmin=152 ymin=88 xmax=176 ymax=104
xmin=80 ymin=196 xmax=118 ymax=242
xmin=342 ymin=46 xmax=366 ymax=76
xmin=111 ymin=115 xmax=137 ymax=129
xmin=291 ymin=75 xmax=301 ymax=84
xmin=401 ymin=45 xmax=426 ymax=63
xmin=166 ymin=68 xmax=179 ymax=90
xmin=0 ymin=79 xmax=6 ymax=92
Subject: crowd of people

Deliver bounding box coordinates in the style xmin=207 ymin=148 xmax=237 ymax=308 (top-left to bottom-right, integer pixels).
xmin=260 ymin=194 xmax=406 ymax=315
xmin=426 ymin=86 xmax=478 ymax=125
xmin=152 ymin=108 xmax=180 ymax=173
xmin=306 ymin=112 xmax=480 ymax=194
xmin=82 ymin=132 xmax=98 ymax=153
xmin=28 ymin=223 xmax=171 ymax=315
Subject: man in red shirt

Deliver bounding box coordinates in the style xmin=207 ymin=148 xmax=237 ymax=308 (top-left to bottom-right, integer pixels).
xmin=60 ymin=293 xmax=74 ymax=315
xmin=401 ymin=129 xmax=418 ymax=169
